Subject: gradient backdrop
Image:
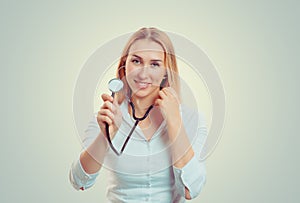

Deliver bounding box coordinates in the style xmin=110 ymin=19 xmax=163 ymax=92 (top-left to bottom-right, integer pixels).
xmin=1 ymin=1 xmax=299 ymax=202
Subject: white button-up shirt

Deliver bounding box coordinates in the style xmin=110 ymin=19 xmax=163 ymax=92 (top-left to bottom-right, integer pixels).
xmin=70 ymin=100 xmax=207 ymax=202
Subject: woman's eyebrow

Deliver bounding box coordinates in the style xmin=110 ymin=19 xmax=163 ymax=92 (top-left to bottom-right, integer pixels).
xmin=131 ymin=54 xmax=163 ymax=62
xmin=151 ymin=59 xmax=163 ymax=62
xmin=132 ymin=54 xmax=143 ymax=60
xmin=132 ymin=54 xmax=142 ymax=59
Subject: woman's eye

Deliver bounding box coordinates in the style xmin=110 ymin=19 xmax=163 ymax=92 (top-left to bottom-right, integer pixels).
xmin=151 ymin=63 xmax=160 ymax=67
xmin=132 ymin=59 xmax=141 ymax=64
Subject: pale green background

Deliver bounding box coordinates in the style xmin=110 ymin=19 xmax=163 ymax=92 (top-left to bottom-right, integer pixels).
xmin=1 ymin=0 xmax=299 ymax=202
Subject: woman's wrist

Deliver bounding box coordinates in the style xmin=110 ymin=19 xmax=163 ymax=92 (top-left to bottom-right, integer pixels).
xmin=166 ymin=117 xmax=182 ymax=141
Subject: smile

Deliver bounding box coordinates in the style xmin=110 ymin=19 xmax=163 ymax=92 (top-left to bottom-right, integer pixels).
xmin=134 ymin=80 xmax=151 ymax=89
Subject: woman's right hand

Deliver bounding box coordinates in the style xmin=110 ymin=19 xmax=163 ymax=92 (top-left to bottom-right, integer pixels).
xmin=97 ymin=94 xmax=122 ymax=140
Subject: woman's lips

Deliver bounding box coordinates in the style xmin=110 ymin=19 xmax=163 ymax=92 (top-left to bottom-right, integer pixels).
xmin=134 ymin=80 xmax=151 ymax=89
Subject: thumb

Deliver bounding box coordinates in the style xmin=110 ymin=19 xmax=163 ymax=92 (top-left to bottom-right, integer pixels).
xmin=112 ymin=96 xmax=120 ymax=113
xmin=113 ymin=96 xmax=119 ymax=106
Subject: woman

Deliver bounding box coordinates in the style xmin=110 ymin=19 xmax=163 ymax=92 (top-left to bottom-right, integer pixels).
xmin=69 ymin=27 xmax=207 ymax=202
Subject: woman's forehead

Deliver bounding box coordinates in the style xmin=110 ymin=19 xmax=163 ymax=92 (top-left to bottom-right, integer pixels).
xmin=128 ymin=39 xmax=164 ymax=57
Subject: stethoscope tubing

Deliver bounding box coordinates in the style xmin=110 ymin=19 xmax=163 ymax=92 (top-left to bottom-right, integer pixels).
xmin=105 ymin=99 xmax=153 ymax=156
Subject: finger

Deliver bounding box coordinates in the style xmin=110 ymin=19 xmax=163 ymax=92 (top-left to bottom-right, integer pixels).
xmin=97 ymin=114 xmax=113 ymax=125
xmin=112 ymin=97 xmax=120 ymax=113
xmin=102 ymin=101 xmax=114 ymax=111
xmin=113 ymin=96 xmax=119 ymax=105
xmin=162 ymin=87 xmax=177 ymax=99
xmin=162 ymin=87 xmax=172 ymax=95
xmin=98 ymin=109 xmax=114 ymax=121
xmin=158 ymin=90 xmax=167 ymax=99
xmin=101 ymin=93 xmax=113 ymax=102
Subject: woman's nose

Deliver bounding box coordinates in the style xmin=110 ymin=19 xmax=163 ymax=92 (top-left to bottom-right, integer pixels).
xmin=136 ymin=66 xmax=149 ymax=79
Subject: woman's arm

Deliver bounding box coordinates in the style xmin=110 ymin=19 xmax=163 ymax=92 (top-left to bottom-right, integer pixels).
xmin=167 ymin=117 xmax=194 ymax=168
xmin=167 ymin=119 xmax=196 ymax=200
xmin=69 ymin=93 xmax=122 ymax=190
xmin=155 ymin=87 xmax=207 ymax=199
xmin=169 ymin=118 xmax=207 ymax=200
xmin=69 ymin=115 xmax=108 ymax=190
xmin=80 ymin=132 xmax=108 ymax=174
xmin=81 ymin=93 xmax=121 ymax=173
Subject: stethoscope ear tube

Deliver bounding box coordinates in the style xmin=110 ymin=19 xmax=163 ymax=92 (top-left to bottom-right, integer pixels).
xmin=129 ymin=101 xmax=153 ymax=121
xmin=105 ymin=97 xmax=153 ymax=156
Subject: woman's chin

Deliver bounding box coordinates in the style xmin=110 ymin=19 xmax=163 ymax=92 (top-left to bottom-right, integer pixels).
xmin=131 ymin=88 xmax=159 ymax=99
xmin=131 ymin=90 xmax=151 ymax=98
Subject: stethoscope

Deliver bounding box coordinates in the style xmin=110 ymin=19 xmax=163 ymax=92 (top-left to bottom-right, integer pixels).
xmin=105 ymin=78 xmax=154 ymax=156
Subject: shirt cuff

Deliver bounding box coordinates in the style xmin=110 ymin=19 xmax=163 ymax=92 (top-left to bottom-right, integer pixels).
xmin=173 ymin=155 xmax=206 ymax=199
xmin=69 ymin=154 xmax=99 ymax=191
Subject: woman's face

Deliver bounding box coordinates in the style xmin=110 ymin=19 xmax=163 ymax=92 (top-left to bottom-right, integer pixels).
xmin=125 ymin=39 xmax=166 ymax=99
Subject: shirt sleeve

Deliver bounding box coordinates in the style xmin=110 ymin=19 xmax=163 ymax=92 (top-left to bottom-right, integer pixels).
xmin=173 ymin=155 xmax=206 ymax=198
xmin=69 ymin=113 xmax=101 ymax=191
xmin=69 ymin=154 xmax=99 ymax=191
xmin=172 ymin=109 xmax=208 ymax=199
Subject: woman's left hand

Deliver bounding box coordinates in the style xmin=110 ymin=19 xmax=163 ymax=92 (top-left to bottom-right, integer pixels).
xmin=154 ymin=87 xmax=181 ymax=124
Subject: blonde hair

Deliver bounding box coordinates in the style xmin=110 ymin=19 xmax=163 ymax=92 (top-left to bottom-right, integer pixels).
xmin=116 ymin=27 xmax=180 ymax=103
